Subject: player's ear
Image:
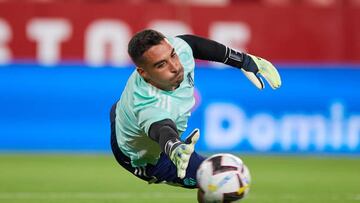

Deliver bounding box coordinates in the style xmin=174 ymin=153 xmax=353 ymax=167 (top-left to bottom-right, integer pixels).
xmin=137 ymin=67 xmax=148 ymax=79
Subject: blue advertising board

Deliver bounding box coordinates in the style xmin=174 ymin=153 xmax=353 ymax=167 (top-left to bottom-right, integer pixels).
xmin=0 ymin=64 xmax=359 ymax=154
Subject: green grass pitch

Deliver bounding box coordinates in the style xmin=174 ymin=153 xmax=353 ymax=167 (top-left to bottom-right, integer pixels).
xmin=0 ymin=154 xmax=359 ymax=203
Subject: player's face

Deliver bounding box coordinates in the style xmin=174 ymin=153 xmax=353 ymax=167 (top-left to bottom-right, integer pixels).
xmin=137 ymin=39 xmax=184 ymax=91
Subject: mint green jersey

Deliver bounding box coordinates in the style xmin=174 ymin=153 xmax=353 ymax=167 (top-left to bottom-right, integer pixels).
xmin=115 ymin=37 xmax=195 ymax=167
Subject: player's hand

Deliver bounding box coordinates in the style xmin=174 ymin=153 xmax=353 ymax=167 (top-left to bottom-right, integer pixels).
xmin=241 ymin=54 xmax=281 ymax=90
xmin=169 ymin=129 xmax=200 ymax=179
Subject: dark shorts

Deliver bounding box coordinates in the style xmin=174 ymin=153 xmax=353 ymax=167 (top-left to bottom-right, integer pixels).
xmin=110 ymin=103 xmax=206 ymax=189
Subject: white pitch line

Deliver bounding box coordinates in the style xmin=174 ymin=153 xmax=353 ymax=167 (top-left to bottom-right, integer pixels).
xmin=1 ymin=192 xmax=359 ymax=201
xmin=0 ymin=192 xmax=194 ymax=199
xmin=246 ymin=193 xmax=360 ymax=201
xmin=353 ymin=194 xmax=360 ymax=201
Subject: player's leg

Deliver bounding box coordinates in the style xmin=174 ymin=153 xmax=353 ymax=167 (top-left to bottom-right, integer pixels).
xmin=146 ymin=151 xmax=206 ymax=188
xmin=109 ymin=102 xmax=154 ymax=182
xmin=110 ymin=103 xmax=134 ymax=174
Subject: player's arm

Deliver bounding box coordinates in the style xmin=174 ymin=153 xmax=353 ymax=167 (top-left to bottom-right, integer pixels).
xmin=148 ymin=119 xmax=199 ymax=179
xmin=177 ymin=34 xmax=281 ymax=90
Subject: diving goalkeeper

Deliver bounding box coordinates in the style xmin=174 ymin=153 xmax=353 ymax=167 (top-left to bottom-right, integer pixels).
xmin=110 ymin=29 xmax=281 ymax=190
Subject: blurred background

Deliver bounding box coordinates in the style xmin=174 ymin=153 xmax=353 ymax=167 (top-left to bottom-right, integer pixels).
xmin=1 ymin=0 xmax=359 ymax=154
xmin=0 ymin=1 xmax=360 ymax=202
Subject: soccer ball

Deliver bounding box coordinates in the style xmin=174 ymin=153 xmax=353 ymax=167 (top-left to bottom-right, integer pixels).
xmin=196 ymin=153 xmax=251 ymax=203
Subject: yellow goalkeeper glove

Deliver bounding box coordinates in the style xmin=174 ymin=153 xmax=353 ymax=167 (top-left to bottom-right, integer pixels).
xmin=169 ymin=129 xmax=200 ymax=179
xmin=241 ymin=54 xmax=282 ymax=90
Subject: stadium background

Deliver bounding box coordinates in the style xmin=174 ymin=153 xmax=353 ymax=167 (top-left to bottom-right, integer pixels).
xmin=0 ymin=1 xmax=360 ymax=203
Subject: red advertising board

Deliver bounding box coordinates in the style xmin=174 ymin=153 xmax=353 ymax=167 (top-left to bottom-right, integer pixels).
xmin=0 ymin=2 xmax=359 ymax=66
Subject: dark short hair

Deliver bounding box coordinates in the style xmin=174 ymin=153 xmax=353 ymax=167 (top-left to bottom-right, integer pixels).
xmin=128 ymin=29 xmax=166 ymax=66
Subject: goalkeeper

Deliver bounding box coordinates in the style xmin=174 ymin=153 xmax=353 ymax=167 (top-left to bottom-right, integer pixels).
xmin=110 ymin=29 xmax=281 ymax=188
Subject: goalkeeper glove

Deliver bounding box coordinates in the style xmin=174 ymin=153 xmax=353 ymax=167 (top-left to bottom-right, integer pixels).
xmin=167 ymin=129 xmax=200 ymax=179
xmin=241 ymin=54 xmax=282 ymax=90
